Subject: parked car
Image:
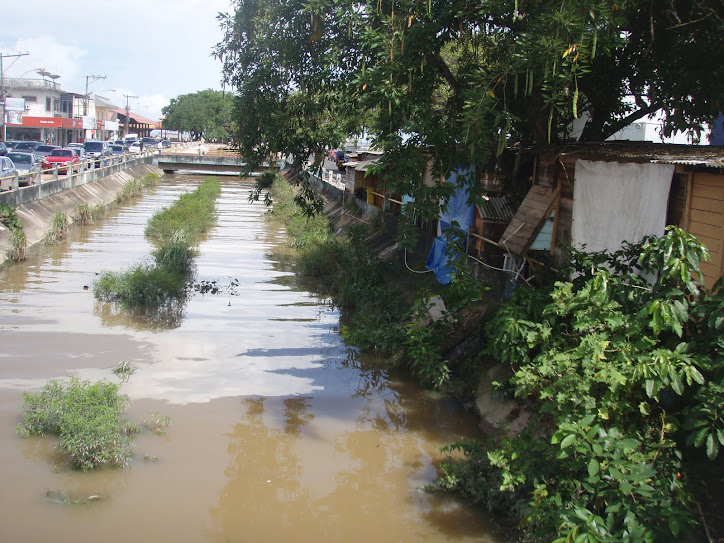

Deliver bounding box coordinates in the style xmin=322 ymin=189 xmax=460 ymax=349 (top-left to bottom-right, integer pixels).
xmin=128 ymin=142 xmax=142 ymax=154
xmin=13 ymin=141 xmax=42 ymax=152
xmin=43 ymin=148 xmax=81 ymax=175
xmin=32 ymin=145 xmax=60 ymax=161
xmin=140 ymin=137 xmax=157 ymax=151
xmin=4 ymin=140 xmax=21 ymax=151
xmin=161 ymin=139 xmax=172 ymax=148
xmin=6 ymin=152 xmax=41 ymax=185
xmin=83 ymin=140 xmax=111 ymax=166
xmin=0 ymin=156 xmax=18 ymax=191
xmin=109 ymin=144 xmax=126 ymax=162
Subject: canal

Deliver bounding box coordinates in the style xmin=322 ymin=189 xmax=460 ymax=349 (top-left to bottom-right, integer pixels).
xmin=0 ymin=175 xmax=501 ymax=542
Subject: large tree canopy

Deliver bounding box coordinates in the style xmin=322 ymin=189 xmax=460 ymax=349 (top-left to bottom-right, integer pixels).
xmin=162 ymin=89 xmax=232 ymax=141
xmin=215 ymin=0 xmax=723 ymax=216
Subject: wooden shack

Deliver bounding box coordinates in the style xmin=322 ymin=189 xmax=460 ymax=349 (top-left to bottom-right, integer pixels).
xmin=499 ymin=144 xmax=724 ymax=288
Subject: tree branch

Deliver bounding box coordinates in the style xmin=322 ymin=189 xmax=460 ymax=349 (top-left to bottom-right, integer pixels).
xmin=589 ymin=103 xmax=662 ymax=141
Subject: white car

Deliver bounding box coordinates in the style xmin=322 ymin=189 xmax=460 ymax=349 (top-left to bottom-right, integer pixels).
xmin=128 ymin=142 xmax=142 ymax=154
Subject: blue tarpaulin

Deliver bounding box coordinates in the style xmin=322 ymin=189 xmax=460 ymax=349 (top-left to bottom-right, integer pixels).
xmin=425 ymin=167 xmax=474 ymax=285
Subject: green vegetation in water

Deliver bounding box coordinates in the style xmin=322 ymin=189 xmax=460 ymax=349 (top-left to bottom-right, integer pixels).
xmin=8 ymin=228 xmax=28 ymax=261
xmin=17 ymin=377 xmax=133 ymax=471
xmin=94 ymin=177 xmax=220 ymax=308
xmin=44 ymin=210 xmax=68 ymax=244
xmin=112 ymin=360 xmax=136 ymax=382
xmin=431 ymin=227 xmax=724 ymax=543
xmin=17 ymin=375 xmax=170 ymax=472
xmin=145 ymin=177 xmax=221 ymax=244
xmin=74 ymin=202 xmax=105 ymax=225
xmin=1 ymin=202 xmax=27 ymax=262
xmin=115 ymin=172 xmax=160 ymax=204
xmin=266 ymin=173 xmax=469 ymax=389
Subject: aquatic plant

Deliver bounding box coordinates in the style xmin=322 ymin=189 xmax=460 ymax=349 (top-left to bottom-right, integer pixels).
xmin=17 ymin=377 xmax=133 ymax=471
xmin=95 ymin=178 xmax=220 ymax=308
xmin=74 ymin=203 xmax=93 ymax=225
xmin=44 ymin=210 xmax=68 ymax=244
xmin=8 ymin=227 xmax=28 ymax=262
xmin=17 ymin=375 xmax=171 ymax=472
xmin=94 ymin=262 xmax=189 ymax=306
xmin=112 ymin=360 xmax=136 ymax=381
xmin=145 ymin=177 xmax=221 ymax=244
xmin=2 ymin=203 xmax=27 ymax=262
xmin=116 ymin=179 xmax=144 ymax=202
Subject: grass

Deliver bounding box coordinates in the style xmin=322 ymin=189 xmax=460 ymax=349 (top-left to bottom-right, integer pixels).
xmin=8 ymin=228 xmax=28 ymax=261
xmin=94 ymin=177 xmax=220 ymax=308
xmin=74 ymin=203 xmax=105 ymax=225
xmin=44 ymin=211 xmax=68 ymax=244
xmin=145 ymin=177 xmax=221 ymax=245
xmin=17 ymin=377 xmax=133 ymax=471
xmin=17 ymin=373 xmax=171 ymax=472
xmin=116 ymin=173 xmax=160 ymax=204
xmin=94 ymin=261 xmax=191 ymax=306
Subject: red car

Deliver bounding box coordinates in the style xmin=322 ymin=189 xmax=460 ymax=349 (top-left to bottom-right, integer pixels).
xmin=43 ymin=148 xmax=81 ymax=174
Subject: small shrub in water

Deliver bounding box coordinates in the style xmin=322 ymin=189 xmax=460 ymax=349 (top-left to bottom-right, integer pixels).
xmin=45 ymin=211 xmax=68 ymax=244
xmin=94 ymin=262 xmax=188 ymax=307
xmin=152 ymin=240 xmax=196 ymax=278
xmin=17 ymin=377 xmax=133 ymax=471
xmin=8 ymin=228 xmax=28 ymax=261
xmin=74 ymin=203 xmax=93 ymax=225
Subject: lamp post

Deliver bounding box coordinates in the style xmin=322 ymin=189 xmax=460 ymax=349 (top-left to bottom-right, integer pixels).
xmin=84 ymin=74 xmax=106 ymax=116
xmin=123 ymin=94 xmax=137 ymax=138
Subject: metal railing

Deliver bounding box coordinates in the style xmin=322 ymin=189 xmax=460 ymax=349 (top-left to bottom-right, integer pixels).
xmin=0 ymin=149 xmax=156 ymax=206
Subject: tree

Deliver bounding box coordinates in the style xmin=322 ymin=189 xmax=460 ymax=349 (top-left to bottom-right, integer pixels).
xmin=161 ymin=89 xmax=232 ymax=141
xmin=215 ymin=0 xmax=723 ymax=220
xmin=437 ymin=227 xmax=724 ymax=541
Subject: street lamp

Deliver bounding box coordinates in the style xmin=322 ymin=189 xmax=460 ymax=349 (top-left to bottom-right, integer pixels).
xmin=124 ymin=94 xmax=137 ymax=138
xmin=83 ymin=74 xmax=106 ymax=115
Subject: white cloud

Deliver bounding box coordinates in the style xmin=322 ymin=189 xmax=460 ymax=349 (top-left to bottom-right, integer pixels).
xmin=2 ymin=0 xmax=233 ymax=122
xmin=2 ymin=36 xmax=86 ymax=84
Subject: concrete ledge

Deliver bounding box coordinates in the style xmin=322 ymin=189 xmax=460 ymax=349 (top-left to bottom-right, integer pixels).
xmin=0 ymin=163 xmax=162 ymax=267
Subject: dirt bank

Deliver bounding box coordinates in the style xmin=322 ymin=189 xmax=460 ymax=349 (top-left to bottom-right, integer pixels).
xmin=0 ymin=164 xmax=163 ymax=268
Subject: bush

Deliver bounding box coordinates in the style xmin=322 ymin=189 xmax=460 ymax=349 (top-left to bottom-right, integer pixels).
xmin=8 ymin=228 xmax=27 ymax=262
xmin=145 ymin=178 xmax=220 ymax=245
xmin=95 ymin=177 xmax=219 ymax=308
xmin=17 ymin=378 xmax=133 ymax=471
xmin=437 ymin=227 xmax=724 ymax=542
xmin=45 ymin=210 xmax=68 ymax=244
xmin=94 ymin=262 xmax=189 ymax=306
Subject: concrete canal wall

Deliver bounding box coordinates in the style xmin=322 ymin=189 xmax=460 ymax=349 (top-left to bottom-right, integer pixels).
xmin=0 ymin=161 xmax=163 ymax=267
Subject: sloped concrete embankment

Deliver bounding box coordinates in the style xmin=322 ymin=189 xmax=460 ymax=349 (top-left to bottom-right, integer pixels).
xmin=0 ymin=164 xmax=163 ymax=266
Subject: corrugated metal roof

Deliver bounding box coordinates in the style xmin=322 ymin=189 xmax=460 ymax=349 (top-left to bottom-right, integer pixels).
xmin=477 ymin=196 xmax=516 ymax=222
xmin=354 ymin=159 xmax=382 ymax=172
xmin=533 ymin=142 xmax=724 ymax=169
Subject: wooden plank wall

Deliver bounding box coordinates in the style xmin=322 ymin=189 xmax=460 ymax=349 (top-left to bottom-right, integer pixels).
xmin=534 ymin=153 xmax=723 ymax=288
xmin=686 ymin=172 xmax=724 ymax=289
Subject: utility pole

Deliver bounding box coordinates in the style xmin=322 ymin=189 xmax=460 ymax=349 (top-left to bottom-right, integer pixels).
xmin=0 ymin=52 xmax=29 ymax=142
xmin=84 ymin=74 xmax=106 ymax=116
xmin=123 ymin=94 xmax=137 ymax=138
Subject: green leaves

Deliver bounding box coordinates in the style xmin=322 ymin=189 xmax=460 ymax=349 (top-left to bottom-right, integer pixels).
xmin=476 ymin=228 xmax=724 ymax=540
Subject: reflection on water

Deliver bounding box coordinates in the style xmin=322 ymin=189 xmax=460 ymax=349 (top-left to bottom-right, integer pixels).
xmin=0 ymin=175 xmax=501 ymax=543
xmin=93 ymin=298 xmax=188 ymax=331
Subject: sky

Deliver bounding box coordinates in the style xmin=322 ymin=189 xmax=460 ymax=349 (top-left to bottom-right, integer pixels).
xmin=1 ymin=0 xmax=234 ymax=122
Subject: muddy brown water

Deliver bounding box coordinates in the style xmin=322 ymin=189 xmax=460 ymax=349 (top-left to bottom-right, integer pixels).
xmin=0 ymin=175 xmax=502 ymax=543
